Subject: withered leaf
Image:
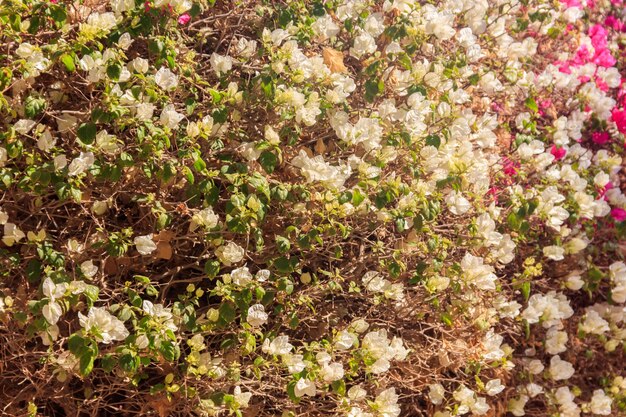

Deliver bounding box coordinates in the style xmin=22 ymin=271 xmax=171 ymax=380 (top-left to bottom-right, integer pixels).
xmin=323 ymin=47 xmax=347 ymax=73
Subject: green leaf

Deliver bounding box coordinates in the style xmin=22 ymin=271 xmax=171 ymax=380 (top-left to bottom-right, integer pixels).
xmin=79 ymin=346 xmax=97 ymax=376
xmin=351 ymin=188 xmax=365 ymax=206
xmin=278 ymin=278 xmax=294 ymax=295
xmin=60 ymin=54 xmax=75 ymax=72
xmin=24 ymin=96 xmax=46 ymax=118
xmin=159 ymin=340 xmax=180 ymax=361
xmin=119 ymin=353 xmax=140 ymax=372
xmin=48 ymin=5 xmax=67 ymax=24
xmin=259 ymin=151 xmax=278 ymax=174
xmin=425 ymin=134 xmax=441 ymax=149
xmin=524 ymin=97 xmax=538 ymax=113
xmin=28 ymin=15 xmax=40 ymax=34
xmin=26 ymin=259 xmax=42 ymax=283
xmin=248 ymin=172 xmax=271 ymax=200
xmin=107 ymin=63 xmax=122 ymax=81
xmin=331 ymin=379 xmax=346 ymax=395
xmin=101 ymin=354 xmax=116 ymax=372
xmin=286 ymin=381 xmax=300 ymax=403
xmin=364 ymin=79 xmax=384 ymax=102
xmin=275 ymin=235 xmax=291 ymax=254
xmin=521 ymin=281 xmax=531 ymax=302
xmin=441 ymin=312 xmax=453 ymax=327
xmin=204 ymin=260 xmax=221 ymax=278
xmin=273 ymin=256 xmax=297 ymax=274
xmin=219 ymin=302 xmax=237 ymax=324
xmin=77 ymin=122 xmax=97 ymax=145
xmin=68 ymin=334 xmax=85 ymax=354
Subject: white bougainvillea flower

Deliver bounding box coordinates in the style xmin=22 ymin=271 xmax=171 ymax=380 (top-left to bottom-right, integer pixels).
xmin=215 ymin=241 xmax=245 ymax=266
xmin=348 ymin=385 xmax=368 ymax=402
xmin=262 ymin=335 xmax=293 ymax=355
xmin=549 ymin=355 xmax=575 ymax=381
xmin=14 ymin=119 xmax=37 ymax=135
xmin=39 ymin=324 xmax=60 ymax=346
xmin=485 ymin=379 xmax=505 ymax=396
xmin=80 ymin=260 xmax=98 ymax=279
xmin=334 ymin=330 xmax=356 ymax=350
xmin=42 ymin=278 xmax=68 ymax=325
xmin=68 ymin=152 xmax=95 ymax=176
xmin=291 ymin=150 xmax=352 ymax=190
xmin=2 ymin=223 xmax=26 ymax=246
xmin=142 ymin=300 xmax=178 ymax=332
xmin=320 ymin=362 xmax=344 ymax=383
xmin=189 ymin=207 xmax=219 ymax=232
xmin=543 ymin=245 xmax=565 ymax=261
xmin=78 ymin=307 xmax=129 ymax=344
xmin=42 ymin=301 xmax=63 ymax=325
xmin=134 ymin=234 xmax=157 ymax=255
xmin=579 ymin=310 xmax=610 ymax=335
xmin=374 ymin=388 xmax=401 ymax=417
xmin=283 ymin=353 xmax=306 ymax=374
xmin=210 ymin=53 xmax=233 ymax=76
xmin=233 ymin=386 xmax=252 ymax=408
xmin=294 ymin=378 xmax=316 ymax=397
xmin=445 ymin=190 xmax=471 ymax=215
xmin=508 ymin=395 xmax=529 ymax=416
xmin=609 ymin=261 xmax=626 ymax=303
xmin=545 ymin=327 xmax=568 ymax=354
xmin=428 ymin=383 xmax=445 ymax=405
xmin=160 ymin=104 xmax=185 ymax=129
xmin=154 ymin=67 xmax=179 ymax=91
xmin=234 ymin=37 xmax=257 ymax=58
xmin=589 ymin=389 xmax=612 ymax=415
xmin=54 ymin=154 xmax=67 ymax=171
xmin=37 ymin=129 xmax=56 ymax=151
xmin=362 ymin=271 xmax=387 ymax=292
xmin=130 ymin=57 xmax=149 ymax=74
xmin=460 ymin=253 xmax=497 ymax=290
xmin=95 ymin=130 xmax=120 ymax=154
xmin=246 ymin=304 xmax=268 ymax=327
xmin=0 ymin=147 xmax=7 ymax=167
xmin=231 ymin=265 xmax=253 ymax=286
xmin=255 ymin=269 xmax=270 ymax=282
xmin=117 ymin=32 xmax=133 ymax=50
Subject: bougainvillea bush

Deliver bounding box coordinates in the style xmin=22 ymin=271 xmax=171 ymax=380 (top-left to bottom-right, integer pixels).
xmin=1 ymin=0 xmax=626 ymax=415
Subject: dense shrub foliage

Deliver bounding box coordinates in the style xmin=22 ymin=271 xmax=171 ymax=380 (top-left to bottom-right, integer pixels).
xmin=1 ymin=0 xmax=626 ymax=415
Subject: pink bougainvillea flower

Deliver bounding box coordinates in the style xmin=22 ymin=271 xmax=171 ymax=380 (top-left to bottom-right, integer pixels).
xmin=595 ymin=77 xmax=609 ymax=92
xmin=562 ymin=0 xmax=582 ymax=7
xmin=612 ymin=108 xmax=626 ymax=134
xmin=487 ymin=186 xmax=501 ymax=202
xmin=178 ymin=13 xmax=191 ymax=25
xmin=550 ymin=145 xmax=567 ymax=160
xmin=539 ymin=99 xmax=552 ymax=109
xmin=594 ymin=48 xmax=616 ymax=67
xmin=502 ymin=157 xmax=519 ymax=176
xmin=589 ymin=24 xmax=608 ymax=49
xmin=491 ymin=102 xmax=504 ymax=113
xmin=599 ymin=182 xmax=613 ymax=198
xmin=591 ymin=131 xmax=610 ymax=145
xmin=605 ymin=16 xmax=625 ymax=32
xmin=572 ymin=45 xmax=590 ymax=66
xmin=611 ymin=207 xmax=626 ymax=222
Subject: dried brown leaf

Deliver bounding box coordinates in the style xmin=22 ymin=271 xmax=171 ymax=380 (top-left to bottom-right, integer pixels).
xmin=323 ymin=47 xmax=347 ymax=73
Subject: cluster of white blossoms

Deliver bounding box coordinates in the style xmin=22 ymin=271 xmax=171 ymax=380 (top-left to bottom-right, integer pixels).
xmin=2 ymin=0 xmax=626 ymax=415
